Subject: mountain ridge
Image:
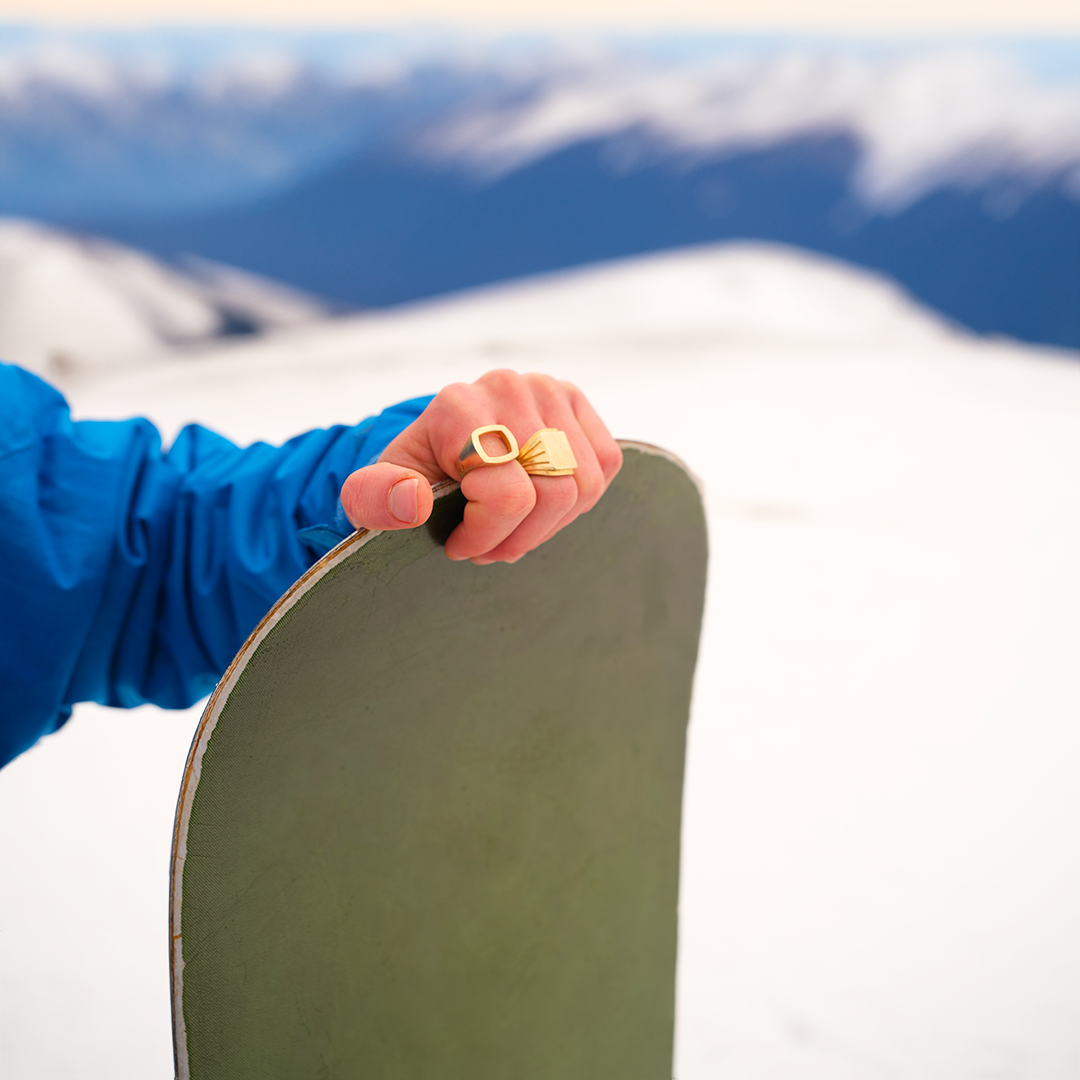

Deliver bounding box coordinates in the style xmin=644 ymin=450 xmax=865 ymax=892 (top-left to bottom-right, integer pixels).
xmin=88 ymin=134 xmax=1080 ymax=348
xmin=4 ymin=35 xmax=1078 ymax=347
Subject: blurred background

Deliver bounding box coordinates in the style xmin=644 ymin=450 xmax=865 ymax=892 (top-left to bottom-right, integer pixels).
xmin=0 ymin=1 xmax=1078 ymax=1078
xmin=2 ymin=20 xmax=1080 ymax=355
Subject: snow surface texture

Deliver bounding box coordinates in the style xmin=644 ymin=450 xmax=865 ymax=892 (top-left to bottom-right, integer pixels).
xmin=1 ymin=243 xmax=1078 ymax=1079
xmin=0 ymin=218 xmax=331 ymax=373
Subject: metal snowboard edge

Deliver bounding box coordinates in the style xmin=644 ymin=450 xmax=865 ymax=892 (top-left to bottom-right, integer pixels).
xmin=167 ymin=440 xmax=700 ymax=1080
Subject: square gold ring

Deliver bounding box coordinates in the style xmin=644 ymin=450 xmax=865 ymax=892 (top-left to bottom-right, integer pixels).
xmin=458 ymin=425 xmax=520 ymax=476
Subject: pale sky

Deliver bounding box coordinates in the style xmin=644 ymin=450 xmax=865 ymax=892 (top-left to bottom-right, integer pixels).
xmin=2 ymin=0 xmax=1078 ymax=32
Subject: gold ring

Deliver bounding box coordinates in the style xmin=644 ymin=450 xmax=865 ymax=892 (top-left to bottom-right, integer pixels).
xmin=457 ymin=424 xmax=520 ymax=477
xmin=518 ymin=429 xmax=578 ymax=477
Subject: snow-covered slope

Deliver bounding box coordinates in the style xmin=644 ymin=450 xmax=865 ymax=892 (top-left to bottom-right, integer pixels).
xmin=2 ymin=227 xmax=955 ymax=386
xmin=1 ymin=244 xmax=1077 ymax=1080
xmin=0 ymin=218 xmax=330 ymax=374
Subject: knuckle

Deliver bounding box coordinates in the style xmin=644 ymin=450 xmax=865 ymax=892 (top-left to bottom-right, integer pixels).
xmin=434 ymin=382 xmax=472 ymax=414
xmin=524 ymin=371 xmax=560 ymax=400
xmin=491 ymin=474 xmax=536 ymax=519
xmin=538 ymin=476 xmax=578 ymax=515
xmin=556 ymin=379 xmax=583 ymax=410
xmin=480 ymin=368 xmax=532 ymax=410
xmin=576 ymin=469 xmax=606 ymax=510
xmin=599 ymin=442 xmax=623 ymax=479
xmin=480 ymin=368 xmax=520 ymax=392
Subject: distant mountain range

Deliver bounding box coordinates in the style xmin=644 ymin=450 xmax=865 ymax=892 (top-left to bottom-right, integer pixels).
xmin=2 ymin=33 xmax=1078 ymax=348
xmin=89 ymin=134 xmax=1078 ymax=350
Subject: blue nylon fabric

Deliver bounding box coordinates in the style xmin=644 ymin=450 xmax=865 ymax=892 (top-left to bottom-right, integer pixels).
xmin=0 ymin=363 xmax=432 ymax=768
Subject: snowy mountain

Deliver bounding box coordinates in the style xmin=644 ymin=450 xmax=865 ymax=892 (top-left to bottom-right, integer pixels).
xmin=0 ymin=34 xmax=523 ymax=219
xmin=0 ymin=218 xmax=330 ymax=374
xmin=3 ymin=36 xmax=1077 ymax=218
xmin=2 ymin=33 xmax=1078 ymax=347
xmin=423 ymin=49 xmax=1080 ymax=212
xmin=104 ymin=130 xmax=1075 ymax=347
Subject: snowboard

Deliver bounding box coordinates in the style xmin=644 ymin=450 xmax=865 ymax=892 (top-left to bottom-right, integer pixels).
xmin=169 ymin=441 xmax=707 ymax=1080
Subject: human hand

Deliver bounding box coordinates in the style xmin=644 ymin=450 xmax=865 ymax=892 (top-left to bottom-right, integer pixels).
xmin=339 ymin=370 xmax=622 ymax=564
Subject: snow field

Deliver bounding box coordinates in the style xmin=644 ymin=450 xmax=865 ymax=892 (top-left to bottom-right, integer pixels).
xmin=1 ymin=243 xmax=1077 ymax=1078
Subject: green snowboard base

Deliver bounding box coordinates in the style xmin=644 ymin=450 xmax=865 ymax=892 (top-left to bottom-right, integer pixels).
xmin=169 ymin=442 xmax=707 ymax=1079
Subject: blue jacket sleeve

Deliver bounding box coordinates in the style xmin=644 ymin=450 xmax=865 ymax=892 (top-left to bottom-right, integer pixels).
xmin=0 ymin=363 xmax=433 ymax=768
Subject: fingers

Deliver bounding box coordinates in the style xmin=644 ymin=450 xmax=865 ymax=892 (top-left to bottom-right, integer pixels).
xmin=357 ymin=369 xmax=621 ymax=564
xmin=423 ymin=373 xmax=542 ymax=482
xmin=469 ymin=376 xmax=622 ymax=562
xmin=444 ymin=462 xmax=538 ymax=561
xmin=466 ymin=473 xmax=579 ymax=564
xmin=340 ymin=462 xmax=434 ymax=532
xmin=440 ymin=373 xmax=589 ymax=562
xmin=561 ymin=380 xmax=623 ymax=487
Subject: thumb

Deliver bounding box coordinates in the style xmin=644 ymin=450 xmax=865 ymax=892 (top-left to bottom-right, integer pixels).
xmin=340 ymin=462 xmax=434 ymax=532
